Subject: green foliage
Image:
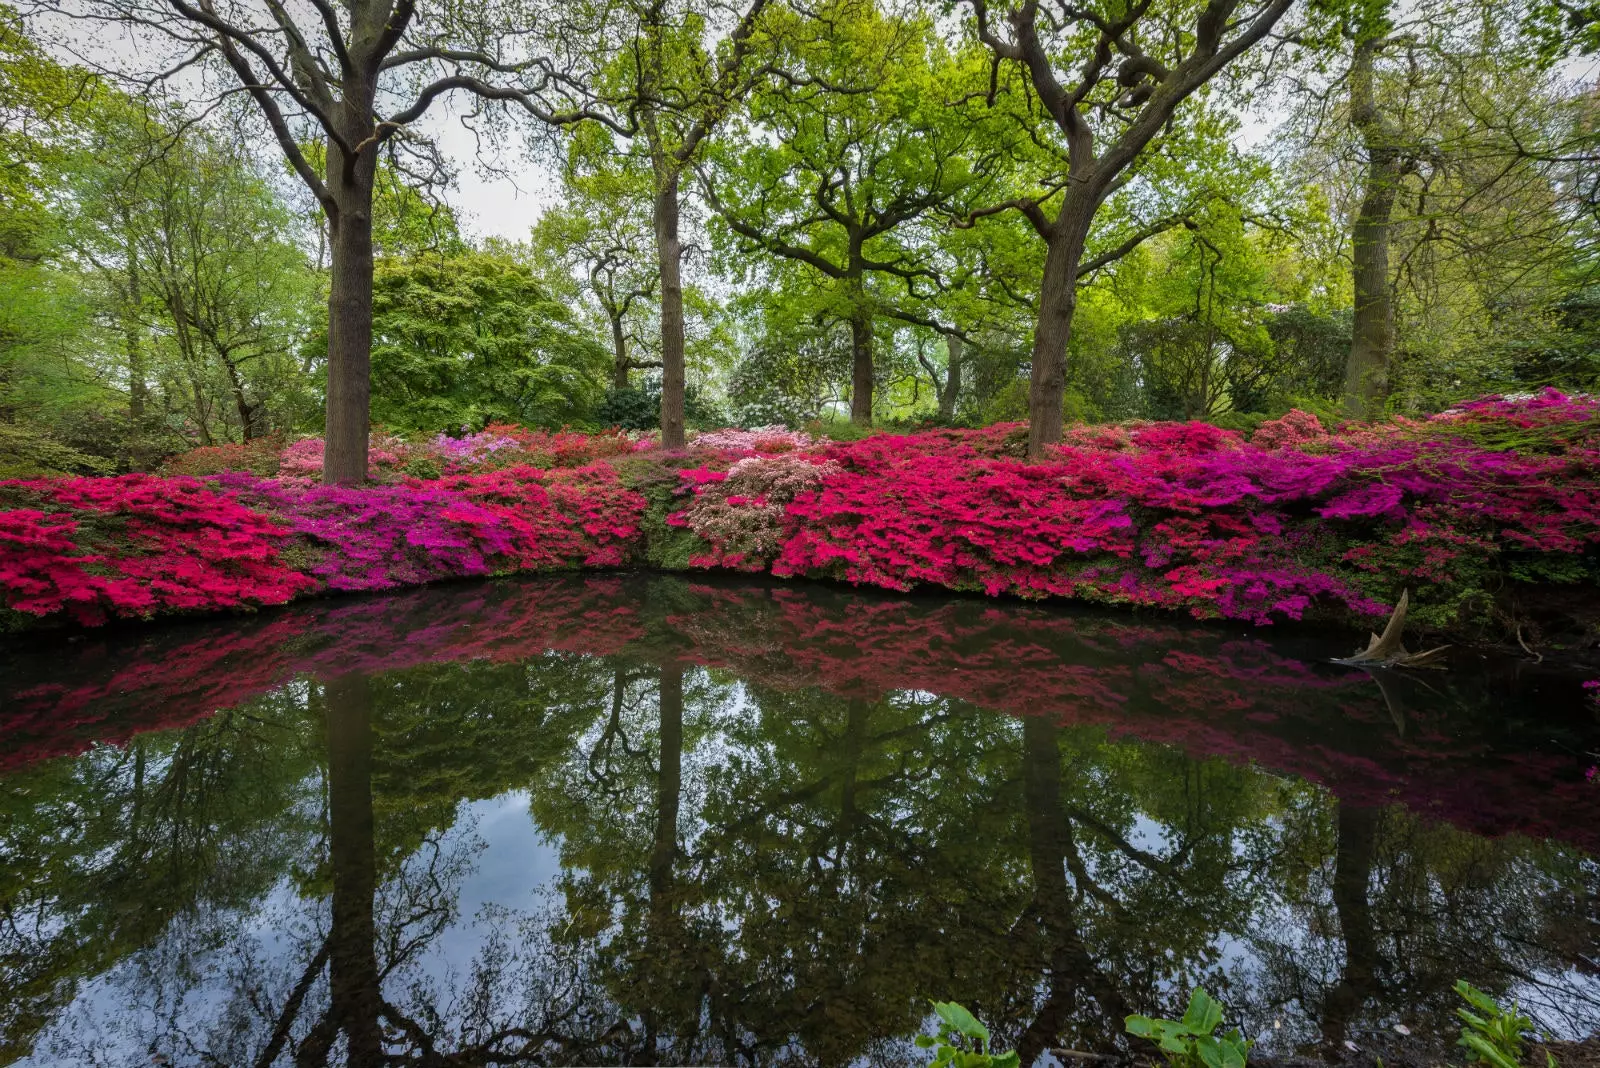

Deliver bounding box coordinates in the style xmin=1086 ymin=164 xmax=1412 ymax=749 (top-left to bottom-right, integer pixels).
xmin=402 ymin=455 xmax=441 ymax=481
xmin=0 ymin=422 xmax=115 ymax=477
xmin=1125 ymin=988 xmax=1252 ymax=1068
xmin=1454 ymin=980 xmax=1551 ymax=1068
xmin=597 ymin=386 xmax=660 ymax=431
xmin=915 ymin=1002 xmax=1020 ymax=1068
xmin=368 ymin=250 xmax=610 ymax=432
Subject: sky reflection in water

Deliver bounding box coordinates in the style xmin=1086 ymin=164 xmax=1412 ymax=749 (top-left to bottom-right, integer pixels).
xmin=2 ymin=573 xmax=1598 ymax=1066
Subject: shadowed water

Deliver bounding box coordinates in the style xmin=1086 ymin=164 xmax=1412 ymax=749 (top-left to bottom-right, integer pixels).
xmin=2 ymin=573 xmax=1597 ymax=1066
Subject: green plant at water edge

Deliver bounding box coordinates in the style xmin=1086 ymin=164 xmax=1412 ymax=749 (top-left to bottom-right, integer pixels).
xmin=916 ymin=1001 xmax=1020 ymax=1068
xmin=1455 ymin=980 xmax=1555 ymax=1068
xmin=1125 ymin=987 xmax=1252 ymax=1068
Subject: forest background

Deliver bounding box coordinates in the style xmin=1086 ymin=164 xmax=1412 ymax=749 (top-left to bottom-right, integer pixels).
xmin=0 ymin=0 xmax=1597 ymax=480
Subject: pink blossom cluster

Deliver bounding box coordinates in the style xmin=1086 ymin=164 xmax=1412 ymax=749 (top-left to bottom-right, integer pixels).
xmin=0 ymin=475 xmax=315 ymax=625
xmin=430 ymin=429 xmax=519 ymax=463
xmin=1251 ymin=409 xmax=1328 ymax=449
xmin=667 ymin=454 xmax=840 ymax=569
xmin=689 ymin=426 xmax=813 ymax=454
xmin=1 ymin=466 xmax=646 ymax=624
xmin=670 ymin=390 xmax=1600 ymax=624
xmin=277 ymin=436 xmax=402 ymax=479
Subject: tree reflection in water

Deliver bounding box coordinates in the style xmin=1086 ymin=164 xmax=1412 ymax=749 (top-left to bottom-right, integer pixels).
xmin=2 ymin=574 xmax=1598 ymax=1066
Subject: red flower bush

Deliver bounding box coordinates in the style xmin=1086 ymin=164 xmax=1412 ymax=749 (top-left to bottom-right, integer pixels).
xmin=0 ymin=475 xmax=315 ymax=624
xmin=3 ymin=391 xmax=1597 ymax=630
xmin=1251 ymin=409 xmax=1327 ymax=449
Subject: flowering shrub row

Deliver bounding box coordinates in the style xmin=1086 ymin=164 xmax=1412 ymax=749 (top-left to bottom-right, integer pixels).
xmin=659 ymin=391 xmax=1600 ymax=626
xmin=1 ymin=466 xmax=646 ymax=625
xmin=5 ymin=390 xmax=1598 ymax=630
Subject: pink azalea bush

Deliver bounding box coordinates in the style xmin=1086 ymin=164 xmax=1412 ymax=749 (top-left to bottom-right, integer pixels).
xmin=667 ymin=454 xmax=840 ymax=569
xmin=276 ymin=435 xmax=403 ymax=479
xmin=689 ymin=426 xmax=813 ymax=454
xmin=0 ymin=475 xmax=316 ymax=625
xmin=1251 ymin=409 xmax=1328 ymax=449
xmin=3 ymin=389 xmax=1597 ymax=630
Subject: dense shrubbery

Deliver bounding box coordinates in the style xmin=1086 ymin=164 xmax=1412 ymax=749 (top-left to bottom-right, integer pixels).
xmin=3 ymin=391 xmax=1597 ymax=632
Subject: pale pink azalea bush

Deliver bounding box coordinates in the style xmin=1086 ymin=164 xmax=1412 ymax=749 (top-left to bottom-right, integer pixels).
xmin=667 ymin=454 xmax=840 ymax=570
xmin=277 ymin=436 xmax=402 ymax=479
xmin=689 ymin=426 xmax=813 ymax=454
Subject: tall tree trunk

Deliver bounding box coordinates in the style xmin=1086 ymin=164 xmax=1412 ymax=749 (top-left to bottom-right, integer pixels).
xmin=1343 ymin=36 xmax=1402 ymax=420
xmin=849 ymin=308 xmax=874 ymax=426
xmin=938 ymin=334 xmax=963 ymax=422
xmin=187 ymin=375 xmax=214 ymax=447
xmin=324 ymin=127 xmax=378 ymax=484
xmin=1321 ymin=803 xmax=1381 ymax=1049
xmin=654 ymin=174 xmax=687 ymax=449
xmin=219 ymin=352 xmax=263 ymax=441
xmin=650 ymin=663 xmax=684 ymax=896
xmin=610 ymin=305 xmax=631 ymax=390
xmin=1028 ymin=203 xmax=1091 ymax=457
xmin=122 ymin=227 xmax=147 ymax=421
xmin=325 ymin=674 xmax=383 ymax=1066
xmin=1016 ymin=716 xmax=1128 ymax=1063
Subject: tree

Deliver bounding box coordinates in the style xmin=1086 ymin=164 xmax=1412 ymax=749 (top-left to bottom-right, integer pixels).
xmin=704 ymin=0 xmax=994 ymax=425
xmin=544 ymin=0 xmax=782 ymax=448
xmin=530 ymin=139 xmax=660 ymax=391
xmin=40 ymin=0 xmax=619 ymax=481
xmin=366 ymin=248 xmax=610 ymax=431
xmin=963 ymin=0 xmax=1294 ymax=454
xmin=63 ymin=98 xmax=317 ymax=445
xmin=1282 ymin=0 xmax=1597 ymax=414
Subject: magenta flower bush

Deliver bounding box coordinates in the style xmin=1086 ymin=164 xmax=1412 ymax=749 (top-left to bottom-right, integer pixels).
xmin=3 ymin=389 xmax=1597 ymax=631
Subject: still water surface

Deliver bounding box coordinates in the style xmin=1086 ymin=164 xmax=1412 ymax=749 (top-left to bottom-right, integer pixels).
xmin=2 ymin=573 xmax=1598 ymax=1066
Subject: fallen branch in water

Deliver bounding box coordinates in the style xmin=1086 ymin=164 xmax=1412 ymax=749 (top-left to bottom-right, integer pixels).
xmin=1333 ymin=590 xmax=1451 ymax=669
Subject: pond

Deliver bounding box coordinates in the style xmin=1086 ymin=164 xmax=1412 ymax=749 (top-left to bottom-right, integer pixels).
xmin=2 ymin=573 xmax=1598 ymax=1067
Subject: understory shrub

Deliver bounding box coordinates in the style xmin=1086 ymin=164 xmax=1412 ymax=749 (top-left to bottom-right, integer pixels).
xmin=3 ymin=389 xmax=1597 ymax=631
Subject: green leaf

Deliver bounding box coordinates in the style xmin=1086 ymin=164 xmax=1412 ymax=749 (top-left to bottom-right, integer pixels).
xmin=992 ymin=1053 xmax=1022 ymax=1068
xmin=1196 ymin=1034 xmax=1229 ymax=1068
xmin=933 ymin=1002 xmax=989 ymax=1043
xmin=914 ymin=1034 xmax=936 ymax=1048
xmin=1126 ymin=1016 xmax=1160 ymax=1039
xmin=1454 ymin=981 xmax=1501 ymax=1014
xmin=1182 ymin=988 xmax=1225 ymax=1036
xmin=1461 ymin=1032 xmax=1522 ymax=1068
xmin=1159 ymin=1032 xmax=1191 ymax=1055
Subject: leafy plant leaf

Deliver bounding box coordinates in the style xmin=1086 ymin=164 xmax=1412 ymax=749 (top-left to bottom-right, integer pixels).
xmin=933 ymin=1001 xmax=989 ymax=1044
xmin=1182 ymin=987 xmax=1225 ymax=1036
xmin=1461 ymin=1031 xmax=1523 ymax=1068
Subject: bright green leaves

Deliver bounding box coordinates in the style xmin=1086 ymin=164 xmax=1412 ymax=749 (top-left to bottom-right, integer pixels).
xmin=917 ymin=1001 xmax=1020 ymax=1068
xmin=1126 ymin=988 xmax=1252 ymax=1068
xmin=1454 ymin=980 xmax=1552 ymax=1068
xmin=369 ymin=251 xmax=610 ymax=432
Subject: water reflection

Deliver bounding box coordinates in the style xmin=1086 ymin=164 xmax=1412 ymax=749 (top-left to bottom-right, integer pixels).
xmin=2 ymin=574 xmax=1597 ymax=1066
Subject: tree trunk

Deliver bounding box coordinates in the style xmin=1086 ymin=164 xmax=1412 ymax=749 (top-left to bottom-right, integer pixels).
xmin=323 ymin=129 xmax=378 ymax=484
xmin=650 ymin=663 xmax=684 ymax=897
xmin=654 ymin=175 xmax=687 ymax=449
xmin=122 ymin=227 xmax=147 ymax=421
xmin=1028 ymin=206 xmax=1090 ymax=457
xmin=609 ymin=306 xmax=631 ymax=390
xmin=849 ymin=308 xmax=874 ymax=426
xmin=1343 ymin=36 xmax=1402 ymax=420
xmin=938 ymin=334 xmax=963 ymax=422
xmin=325 ymin=674 xmax=383 ymax=1067
xmin=187 ymin=375 xmax=214 ymax=447
xmin=1321 ymin=803 xmax=1381 ymax=1048
xmin=1016 ymin=715 xmax=1129 ymax=1063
